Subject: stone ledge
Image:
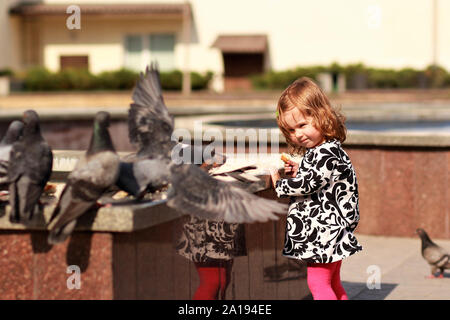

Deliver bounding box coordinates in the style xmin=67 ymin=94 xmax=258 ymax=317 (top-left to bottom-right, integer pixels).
xmin=0 ymin=198 xmax=181 ymax=232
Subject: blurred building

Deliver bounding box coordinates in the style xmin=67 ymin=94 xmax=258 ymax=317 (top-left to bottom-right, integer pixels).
xmin=0 ymin=0 xmax=447 ymax=92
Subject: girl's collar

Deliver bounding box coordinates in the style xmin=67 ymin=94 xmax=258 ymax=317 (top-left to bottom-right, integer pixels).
xmin=305 ymin=139 xmax=339 ymax=152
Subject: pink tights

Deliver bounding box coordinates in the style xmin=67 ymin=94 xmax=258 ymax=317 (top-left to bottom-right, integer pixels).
xmin=307 ymin=260 xmax=348 ymax=300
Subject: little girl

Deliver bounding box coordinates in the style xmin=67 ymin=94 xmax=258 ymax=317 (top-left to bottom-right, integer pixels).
xmin=270 ymin=77 xmax=362 ymax=300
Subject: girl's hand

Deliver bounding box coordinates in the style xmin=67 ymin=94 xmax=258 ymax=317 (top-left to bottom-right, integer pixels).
xmin=284 ymin=160 xmax=299 ymax=177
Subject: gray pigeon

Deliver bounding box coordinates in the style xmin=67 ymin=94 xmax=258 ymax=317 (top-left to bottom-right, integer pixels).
xmin=0 ymin=120 xmax=24 ymax=187
xmin=416 ymin=228 xmax=450 ymax=278
xmin=116 ymin=63 xmax=226 ymax=197
xmin=117 ymin=142 xmax=226 ymax=197
xmin=8 ymin=110 xmax=53 ymax=222
xmin=118 ymin=64 xmax=287 ymax=223
xmin=47 ymin=111 xmax=120 ymax=244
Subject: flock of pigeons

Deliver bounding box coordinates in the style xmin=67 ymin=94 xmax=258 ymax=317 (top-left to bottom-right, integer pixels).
xmin=0 ymin=64 xmax=287 ymax=245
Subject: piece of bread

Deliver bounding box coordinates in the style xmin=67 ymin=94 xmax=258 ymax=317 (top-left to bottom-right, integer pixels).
xmin=281 ymin=153 xmax=291 ymax=163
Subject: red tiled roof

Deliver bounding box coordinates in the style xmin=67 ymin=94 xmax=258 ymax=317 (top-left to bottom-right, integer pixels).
xmin=9 ymin=3 xmax=189 ymax=16
xmin=212 ymin=35 xmax=268 ymax=53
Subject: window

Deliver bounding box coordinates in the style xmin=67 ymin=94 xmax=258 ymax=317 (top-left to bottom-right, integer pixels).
xmin=124 ymin=34 xmax=175 ymax=72
xmin=124 ymin=35 xmax=143 ymax=72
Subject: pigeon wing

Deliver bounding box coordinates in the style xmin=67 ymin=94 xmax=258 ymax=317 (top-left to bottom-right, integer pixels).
xmin=48 ymin=151 xmax=119 ymax=244
xmin=167 ymin=164 xmax=288 ymax=223
xmin=423 ymin=245 xmax=448 ymax=265
xmin=128 ymin=64 xmax=174 ymax=156
xmin=47 ymin=183 xmax=95 ymax=244
xmin=0 ymin=145 xmax=12 ymax=185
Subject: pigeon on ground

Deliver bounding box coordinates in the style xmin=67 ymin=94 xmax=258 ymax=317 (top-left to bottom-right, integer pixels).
xmin=0 ymin=120 xmax=24 ymax=187
xmin=118 ymin=64 xmax=287 ymax=223
xmin=47 ymin=111 xmax=120 ymax=244
xmin=416 ymin=228 xmax=450 ymax=278
xmin=8 ymin=110 xmax=53 ymax=222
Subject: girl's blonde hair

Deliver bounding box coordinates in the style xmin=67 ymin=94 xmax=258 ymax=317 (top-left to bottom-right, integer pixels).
xmin=276 ymin=77 xmax=346 ymax=155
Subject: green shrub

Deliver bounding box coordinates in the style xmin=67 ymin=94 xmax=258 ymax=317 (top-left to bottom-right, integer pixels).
xmin=22 ymin=67 xmax=212 ymax=91
xmin=160 ymin=70 xmax=213 ymax=91
xmin=24 ymin=67 xmax=59 ymax=91
xmin=251 ymin=66 xmax=327 ymax=90
xmin=96 ymin=68 xmax=139 ymax=90
xmin=367 ymin=68 xmax=399 ymax=88
xmin=0 ymin=69 xmax=13 ymax=77
xmin=251 ymin=63 xmax=450 ymax=90
xmin=191 ymin=71 xmax=213 ymax=90
xmin=57 ymin=68 xmax=96 ymax=90
xmin=341 ymin=63 xmax=368 ymax=89
xmin=160 ymin=70 xmax=182 ymax=90
xmin=395 ymin=68 xmax=422 ymax=88
xmin=424 ymin=65 xmax=448 ymax=88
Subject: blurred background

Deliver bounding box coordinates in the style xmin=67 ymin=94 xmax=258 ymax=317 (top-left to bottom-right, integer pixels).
xmin=0 ymin=0 xmax=449 ymax=94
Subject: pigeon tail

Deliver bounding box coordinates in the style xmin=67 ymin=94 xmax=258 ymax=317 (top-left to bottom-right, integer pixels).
xmin=48 ymin=220 xmax=77 ymax=244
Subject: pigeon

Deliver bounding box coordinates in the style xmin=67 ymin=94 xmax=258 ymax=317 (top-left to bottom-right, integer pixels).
xmin=416 ymin=228 xmax=450 ymax=278
xmin=119 ymin=64 xmax=287 ymax=223
xmin=116 ymin=63 xmax=226 ymax=197
xmin=8 ymin=110 xmax=53 ymax=222
xmin=47 ymin=111 xmax=120 ymax=244
xmin=0 ymin=120 xmax=24 ymax=187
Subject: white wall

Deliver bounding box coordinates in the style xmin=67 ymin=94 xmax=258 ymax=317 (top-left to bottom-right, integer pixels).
xmin=187 ymin=0 xmax=436 ymax=71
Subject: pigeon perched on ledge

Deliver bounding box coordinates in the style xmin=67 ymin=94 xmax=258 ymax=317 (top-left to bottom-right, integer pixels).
xmin=416 ymin=228 xmax=450 ymax=278
xmin=8 ymin=110 xmax=53 ymax=222
xmin=47 ymin=111 xmax=120 ymax=244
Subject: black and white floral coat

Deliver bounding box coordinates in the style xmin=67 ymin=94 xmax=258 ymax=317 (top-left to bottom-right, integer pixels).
xmin=275 ymin=139 xmax=362 ymax=263
xmin=175 ymin=216 xmax=247 ymax=263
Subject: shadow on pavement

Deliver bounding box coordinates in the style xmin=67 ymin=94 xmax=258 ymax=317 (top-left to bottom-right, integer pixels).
xmin=343 ymin=281 xmax=398 ymax=300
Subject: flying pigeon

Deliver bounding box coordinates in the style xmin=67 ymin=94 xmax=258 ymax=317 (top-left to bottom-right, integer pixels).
xmin=116 ymin=64 xmax=225 ymax=197
xmin=47 ymin=111 xmax=120 ymax=244
xmin=416 ymin=228 xmax=450 ymax=278
xmin=0 ymin=120 xmax=24 ymax=187
xmin=8 ymin=110 xmax=53 ymax=222
xmin=119 ymin=64 xmax=287 ymax=223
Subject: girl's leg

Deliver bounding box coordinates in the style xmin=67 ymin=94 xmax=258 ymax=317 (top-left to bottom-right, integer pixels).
xmin=306 ymin=262 xmax=338 ymax=300
xmin=218 ymin=260 xmax=233 ymax=300
xmin=193 ymin=262 xmax=221 ymax=300
xmin=331 ymin=260 xmax=348 ymax=300
xmin=193 ymin=260 xmax=233 ymax=300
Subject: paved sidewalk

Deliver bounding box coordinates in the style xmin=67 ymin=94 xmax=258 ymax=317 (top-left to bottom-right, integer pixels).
xmin=340 ymin=234 xmax=450 ymax=300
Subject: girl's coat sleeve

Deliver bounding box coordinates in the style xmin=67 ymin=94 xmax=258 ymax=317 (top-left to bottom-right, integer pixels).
xmin=275 ymin=147 xmax=339 ymax=197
